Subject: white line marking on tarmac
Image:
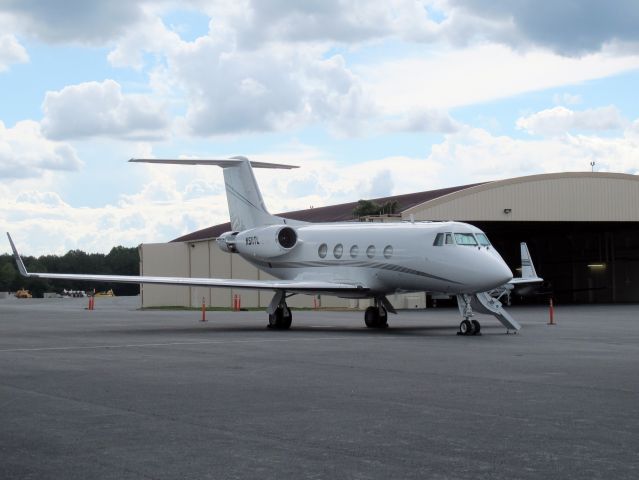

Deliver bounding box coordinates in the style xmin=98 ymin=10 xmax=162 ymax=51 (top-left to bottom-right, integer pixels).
xmin=0 ymin=337 xmax=354 ymax=353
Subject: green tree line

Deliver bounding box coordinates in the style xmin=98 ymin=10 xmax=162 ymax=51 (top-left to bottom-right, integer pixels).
xmin=0 ymin=246 xmax=139 ymax=297
xmin=353 ymin=199 xmax=399 ymax=218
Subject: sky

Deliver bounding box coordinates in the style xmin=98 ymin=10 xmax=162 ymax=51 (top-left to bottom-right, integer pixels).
xmin=1 ymin=0 xmax=639 ymax=255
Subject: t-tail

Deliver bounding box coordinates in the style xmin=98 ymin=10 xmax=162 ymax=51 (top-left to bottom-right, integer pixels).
xmin=129 ymin=156 xmax=306 ymax=231
xmin=520 ymin=242 xmax=538 ymax=280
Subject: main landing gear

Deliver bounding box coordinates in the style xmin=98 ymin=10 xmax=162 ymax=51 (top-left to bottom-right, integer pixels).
xmin=364 ymin=306 xmax=388 ymax=328
xmin=457 ymin=294 xmax=481 ymax=336
xmin=268 ymin=304 xmax=292 ymax=329
xmin=267 ymin=290 xmax=292 ymax=330
xmin=364 ymin=297 xmax=394 ymax=329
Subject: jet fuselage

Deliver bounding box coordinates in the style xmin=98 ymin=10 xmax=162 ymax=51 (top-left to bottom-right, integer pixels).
xmin=227 ymin=220 xmax=512 ymax=297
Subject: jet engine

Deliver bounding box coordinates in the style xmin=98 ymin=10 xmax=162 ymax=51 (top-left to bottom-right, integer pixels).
xmin=232 ymin=225 xmax=299 ymax=259
xmin=216 ymin=231 xmax=239 ymax=253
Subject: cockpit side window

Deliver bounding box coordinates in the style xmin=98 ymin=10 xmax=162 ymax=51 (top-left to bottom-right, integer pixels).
xmin=445 ymin=233 xmax=454 ymax=245
xmin=454 ymin=233 xmax=478 ymax=246
xmin=433 ymin=233 xmax=444 ymax=246
xmin=475 ymin=233 xmax=491 ymax=246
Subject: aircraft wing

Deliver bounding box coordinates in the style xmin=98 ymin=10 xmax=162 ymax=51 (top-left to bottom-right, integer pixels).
xmin=6 ymin=233 xmax=368 ymax=295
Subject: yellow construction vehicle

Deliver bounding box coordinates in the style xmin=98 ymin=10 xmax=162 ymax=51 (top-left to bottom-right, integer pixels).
xmin=95 ymin=289 xmax=115 ymax=297
xmin=15 ymin=288 xmax=33 ymax=299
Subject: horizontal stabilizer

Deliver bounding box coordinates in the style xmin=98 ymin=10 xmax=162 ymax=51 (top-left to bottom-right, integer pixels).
xmin=129 ymin=156 xmax=298 ymax=169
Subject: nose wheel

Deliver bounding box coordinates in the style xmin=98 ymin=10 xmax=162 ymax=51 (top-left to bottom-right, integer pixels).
xmin=456 ymin=294 xmax=481 ymax=336
xmin=459 ymin=319 xmax=481 ymax=336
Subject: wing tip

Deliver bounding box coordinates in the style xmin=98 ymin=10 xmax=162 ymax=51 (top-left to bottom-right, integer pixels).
xmin=6 ymin=233 xmax=29 ymax=277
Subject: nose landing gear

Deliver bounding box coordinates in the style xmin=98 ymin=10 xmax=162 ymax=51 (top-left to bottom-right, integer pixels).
xmin=458 ymin=318 xmax=481 ymax=335
xmin=457 ymin=294 xmax=482 ymax=336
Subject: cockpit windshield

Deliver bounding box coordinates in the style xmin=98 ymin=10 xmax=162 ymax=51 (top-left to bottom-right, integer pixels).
xmin=433 ymin=233 xmax=456 ymax=246
xmin=434 ymin=232 xmax=483 ymax=246
xmin=475 ymin=233 xmax=491 ymax=246
xmin=454 ymin=233 xmax=478 ymax=246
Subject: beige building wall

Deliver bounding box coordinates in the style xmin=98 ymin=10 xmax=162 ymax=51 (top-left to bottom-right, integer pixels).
xmin=404 ymin=173 xmax=639 ymax=222
xmin=231 ymin=254 xmax=260 ymax=309
xmin=210 ymin=247 xmax=232 ymax=308
xmin=189 ymin=242 xmax=211 ymax=307
xmin=140 ymin=242 xmax=190 ymax=307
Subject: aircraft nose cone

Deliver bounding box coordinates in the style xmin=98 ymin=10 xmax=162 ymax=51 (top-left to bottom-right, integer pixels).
xmin=493 ymin=257 xmax=513 ymax=286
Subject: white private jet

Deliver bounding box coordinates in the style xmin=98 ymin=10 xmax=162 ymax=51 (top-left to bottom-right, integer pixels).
xmin=7 ymin=157 xmax=541 ymax=335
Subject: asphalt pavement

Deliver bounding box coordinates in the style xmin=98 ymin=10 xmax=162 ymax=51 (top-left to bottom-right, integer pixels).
xmin=1 ymin=296 xmax=638 ymax=479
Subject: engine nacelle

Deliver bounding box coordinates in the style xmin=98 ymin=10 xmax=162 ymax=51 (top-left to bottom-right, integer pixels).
xmin=216 ymin=231 xmax=239 ymax=253
xmin=233 ymin=225 xmax=299 ymax=259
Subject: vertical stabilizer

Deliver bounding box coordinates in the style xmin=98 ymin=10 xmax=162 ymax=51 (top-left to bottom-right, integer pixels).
xmin=520 ymin=242 xmax=538 ymax=279
xmin=129 ymin=156 xmax=304 ymax=231
xmin=222 ymin=157 xmax=279 ymax=231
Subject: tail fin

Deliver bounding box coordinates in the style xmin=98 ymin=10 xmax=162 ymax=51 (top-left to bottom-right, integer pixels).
xmin=222 ymin=157 xmax=281 ymax=231
xmin=130 ymin=156 xmax=302 ymax=231
xmin=520 ymin=242 xmax=538 ymax=279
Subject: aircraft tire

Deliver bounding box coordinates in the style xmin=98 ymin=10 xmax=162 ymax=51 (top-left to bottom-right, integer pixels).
xmin=268 ymin=311 xmax=280 ymax=328
xmin=471 ymin=319 xmax=481 ymax=335
xmin=459 ymin=319 xmax=472 ymax=335
xmin=268 ymin=306 xmax=292 ymax=329
xmin=281 ymin=306 xmax=292 ymax=329
xmin=364 ymin=307 xmax=378 ymax=328
xmin=378 ymin=309 xmax=388 ymax=328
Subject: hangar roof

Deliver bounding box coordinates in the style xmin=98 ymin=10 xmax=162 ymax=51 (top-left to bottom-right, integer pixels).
xmin=405 ymin=172 xmax=639 ymax=222
xmin=173 ymin=171 xmax=639 ymax=243
xmin=172 ymin=182 xmax=484 ymax=242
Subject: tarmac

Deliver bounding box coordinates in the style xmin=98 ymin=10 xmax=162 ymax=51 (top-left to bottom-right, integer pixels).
xmin=1 ymin=296 xmax=638 ymax=479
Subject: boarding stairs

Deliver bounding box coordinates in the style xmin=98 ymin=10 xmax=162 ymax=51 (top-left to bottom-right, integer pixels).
xmin=460 ymin=292 xmax=521 ymax=331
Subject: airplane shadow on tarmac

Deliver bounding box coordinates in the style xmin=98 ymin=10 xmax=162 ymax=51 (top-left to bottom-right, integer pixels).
xmin=94 ymin=323 xmax=512 ymax=338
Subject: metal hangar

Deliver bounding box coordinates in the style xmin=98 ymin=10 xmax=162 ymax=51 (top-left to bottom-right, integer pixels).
xmin=139 ymin=171 xmax=639 ymax=308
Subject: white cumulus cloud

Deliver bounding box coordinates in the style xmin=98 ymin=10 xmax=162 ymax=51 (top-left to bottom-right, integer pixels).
xmin=427 ymin=125 xmax=639 ymax=184
xmin=0 ymin=34 xmax=29 ymax=72
xmin=0 ymin=120 xmax=82 ymax=179
xmin=361 ymin=44 xmax=639 ymax=113
xmin=154 ymin=32 xmax=372 ymax=136
xmin=41 ymin=79 xmax=170 ymax=140
xmin=447 ymin=0 xmax=639 ymax=56
xmin=384 ymin=109 xmax=462 ymax=133
xmin=516 ymin=106 xmax=626 ymax=136
xmin=1 ymin=0 xmax=144 ymax=45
